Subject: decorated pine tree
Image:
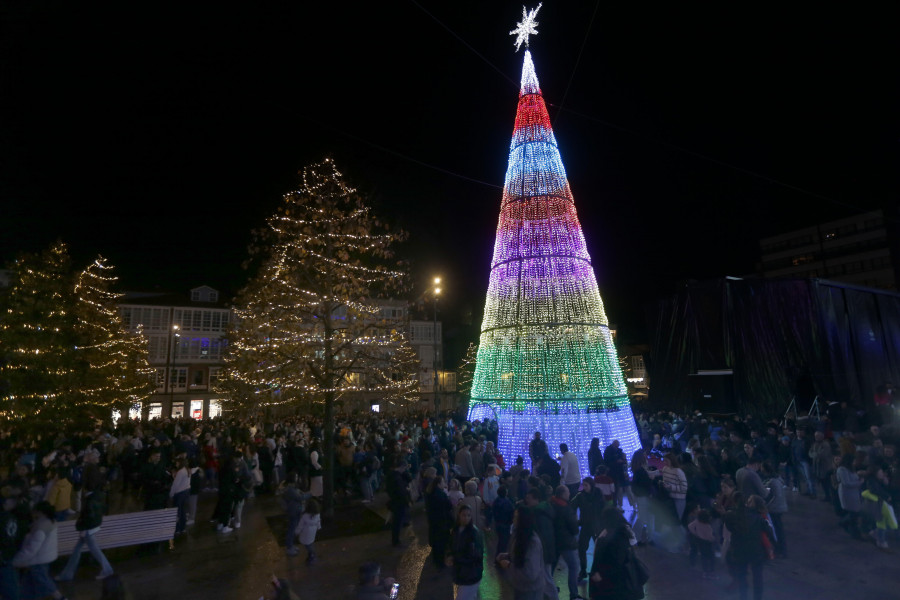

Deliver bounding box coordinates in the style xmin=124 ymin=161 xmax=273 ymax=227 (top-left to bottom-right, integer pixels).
xmin=467 ymin=6 xmax=642 ymax=474
xmin=0 ymin=242 xmax=79 ymax=424
xmin=224 ymin=158 xmax=416 ymax=513
xmin=456 ymin=342 xmax=478 ymax=400
xmin=73 ymin=257 xmax=155 ymax=420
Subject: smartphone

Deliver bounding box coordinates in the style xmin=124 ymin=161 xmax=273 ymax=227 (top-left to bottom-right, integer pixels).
xmin=389 ymin=583 xmax=400 ymax=599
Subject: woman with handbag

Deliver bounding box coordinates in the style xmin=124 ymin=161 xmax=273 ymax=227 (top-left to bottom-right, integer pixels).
xmin=589 ymin=506 xmax=646 ymax=600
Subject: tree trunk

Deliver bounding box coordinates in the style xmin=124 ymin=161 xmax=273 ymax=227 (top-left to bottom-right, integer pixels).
xmin=322 ymin=318 xmax=336 ymax=519
xmin=323 ymin=388 xmax=335 ymax=519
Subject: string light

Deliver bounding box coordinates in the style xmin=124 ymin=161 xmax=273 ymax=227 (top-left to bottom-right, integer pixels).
xmin=468 ymin=48 xmax=641 ymax=477
xmin=223 ymin=159 xmax=420 ymax=409
xmin=0 ymin=246 xmax=153 ymax=422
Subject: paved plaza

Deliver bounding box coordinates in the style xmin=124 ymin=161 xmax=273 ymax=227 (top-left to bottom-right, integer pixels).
xmin=47 ymin=485 xmax=898 ymax=600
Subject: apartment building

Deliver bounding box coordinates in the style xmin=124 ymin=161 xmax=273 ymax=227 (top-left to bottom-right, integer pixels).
xmin=760 ymin=209 xmax=896 ymax=290
xmin=119 ymin=285 xmax=230 ymax=420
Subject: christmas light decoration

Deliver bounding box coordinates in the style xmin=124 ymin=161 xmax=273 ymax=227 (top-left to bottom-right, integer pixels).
xmin=468 ymin=29 xmax=641 ymax=477
xmin=0 ymin=245 xmax=153 ymax=426
xmin=223 ymin=158 xmax=418 ymax=407
xmin=510 ymin=3 xmax=542 ymax=52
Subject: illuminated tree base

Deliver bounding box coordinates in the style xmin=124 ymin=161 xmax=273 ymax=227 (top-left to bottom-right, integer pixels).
xmin=468 ymin=399 xmax=642 ymax=479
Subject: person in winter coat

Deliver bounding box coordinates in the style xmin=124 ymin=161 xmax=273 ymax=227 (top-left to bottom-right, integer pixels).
xmin=523 ymin=489 xmax=556 ymax=577
xmin=761 ymin=463 xmax=788 ymax=556
xmin=283 ymin=473 xmax=310 ymax=557
xmin=589 ymin=505 xmax=644 ymax=600
xmin=588 ymin=438 xmax=603 ymax=480
xmin=660 ymin=453 xmax=688 ymax=520
xmin=296 ymin=499 xmax=321 ymax=564
xmin=45 ymin=468 xmax=73 ymax=521
xmin=425 ymin=475 xmax=454 ymax=568
xmin=497 ymin=507 xmax=556 ymax=600
xmin=723 ymin=493 xmax=773 ymax=600
xmin=169 ymin=458 xmax=191 ymax=535
xmin=572 ymin=478 xmax=605 ymax=579
xmin=808 ymin=432 xmax=834 ymax=501
xmin=55 ymin=482 xmax=115 ymax=581
xmin=455 ymin=479 xmax=485 ymax=531
xmin=493 ymin=485 xmax=515 ymax=556
xmin=12 ymin=501 xmax=66 ymax=600
xmin=862 ymin=466 xmax=898 ymax=550
xmin=448 ymin=504 xmax=484 ymax=600
xmin=835 ymin=453 xmax=863 ymax=540
xmin=187 ymin=458 xmax=203 ymax=526
xmin=386 ymin=458 xmax=412 ymax=547
xmin=550 ymin=486 xmax=582 ymax=600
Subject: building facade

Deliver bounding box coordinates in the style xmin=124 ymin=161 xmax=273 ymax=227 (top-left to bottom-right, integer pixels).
xmin=760 ymin=209 xmax=896 ymax=290
xmin=118 ymin=285 xmax=230 ymax=420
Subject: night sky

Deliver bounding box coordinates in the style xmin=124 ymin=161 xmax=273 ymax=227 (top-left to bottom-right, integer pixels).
xmin=1 ymin=2 xmax=897 ymax=363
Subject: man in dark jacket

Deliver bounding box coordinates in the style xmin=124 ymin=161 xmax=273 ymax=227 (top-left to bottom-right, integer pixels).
xmin=523 ymin=489 xmax=556 ymax=577
xmin=55 ymin=484 xmax=114 ymax=580
xmin=571 ymin=478 xmax=605 ymax=579
xmin=141 ymin=449 xmax=170 ymax=510
xmin=386 ymin=458 xmax=412 ymax=547
xmin=551 ymin=486 xmax=582 ymax=600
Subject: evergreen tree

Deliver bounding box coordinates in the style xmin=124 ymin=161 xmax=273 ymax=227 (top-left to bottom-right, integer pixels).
xmin=0 ymin=242 xmax=79 ymax=425
xmin=457 ymin=342 xmax=478 ymax=400
xmin=0 ymin=245 xmax=154 ymax=428
xmin=224 ymin=158 xmax=413 ymax=514
xmin=73 ymin=257 xmax=155 ymax=421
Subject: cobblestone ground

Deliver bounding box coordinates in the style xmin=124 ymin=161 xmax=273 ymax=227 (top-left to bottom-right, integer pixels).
xmin=51 ymin=486 xmax=898 ymax=600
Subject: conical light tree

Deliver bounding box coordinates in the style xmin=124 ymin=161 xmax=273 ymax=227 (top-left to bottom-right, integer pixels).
xmin=223 ymin=158 xmax=416 ymax=514
xmin=468 ymin=7 xmax=641 ymax=475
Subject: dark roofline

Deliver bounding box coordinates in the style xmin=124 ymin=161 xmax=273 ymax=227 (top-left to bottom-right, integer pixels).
xmin=118 ymin=290 xmax=231 ymax=309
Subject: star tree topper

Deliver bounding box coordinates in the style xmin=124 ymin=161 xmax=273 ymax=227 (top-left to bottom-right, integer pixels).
xmin=510 ymin=3 xmax=541 ymax=52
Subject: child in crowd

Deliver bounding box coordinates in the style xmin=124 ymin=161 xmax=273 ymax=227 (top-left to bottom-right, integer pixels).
xmin=688 ymin=509 xmax=716 ymax=578
xmin=296 ymin=499 xmax=321 ymax=565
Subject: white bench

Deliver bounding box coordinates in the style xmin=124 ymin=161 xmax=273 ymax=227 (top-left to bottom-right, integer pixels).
xmin=57 ymin=508 xmax=178 ymax=555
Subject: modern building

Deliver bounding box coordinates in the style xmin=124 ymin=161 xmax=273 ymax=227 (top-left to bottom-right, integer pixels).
xmin=118 ymin=285 xmax=231 ymax=420
xmin=371 ymin=299 xmax=456 ymax=412
xmin=760 ymin=209 xmax=897 ymax=290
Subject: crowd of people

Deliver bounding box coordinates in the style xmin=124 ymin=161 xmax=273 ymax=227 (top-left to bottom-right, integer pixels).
xmin=0 ymin=399 xmax=897 ymax=600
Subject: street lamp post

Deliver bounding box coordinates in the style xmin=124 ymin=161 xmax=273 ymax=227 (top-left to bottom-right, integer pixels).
xmin=165 ymin=322 xmax=180 ymax=416
xmin=432 ymin=277 xmax=442 ymax=411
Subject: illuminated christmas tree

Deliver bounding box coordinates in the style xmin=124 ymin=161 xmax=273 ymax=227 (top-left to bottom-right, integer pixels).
xmin=0 ymin=242 xmax=78 ymax=424
xmin=224 ymin=158 xmax=417 ymax=513
xmin=0 ymin=245 xmax=152 ymax=427
xmin=468 ymin=6 xmax=641 ymax=476
xmin=73 ymin=257 xmax=155 ymax=420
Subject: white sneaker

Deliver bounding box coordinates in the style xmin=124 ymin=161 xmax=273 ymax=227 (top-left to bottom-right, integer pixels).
xmin=220 ymin=526 xmax=233 ymax=534
xmin=234 ymin=522 xmax=241 ymax=529
xmin=216 ymin=523 xmax=224 ymax=531
xmin=186 ymin=519 xmax=195 ymax=526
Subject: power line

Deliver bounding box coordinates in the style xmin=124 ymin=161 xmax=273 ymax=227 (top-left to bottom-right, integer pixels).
xmin=552 ymin=0 xmax=601 ymax=130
